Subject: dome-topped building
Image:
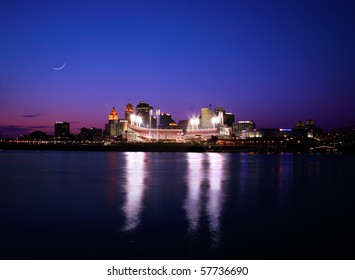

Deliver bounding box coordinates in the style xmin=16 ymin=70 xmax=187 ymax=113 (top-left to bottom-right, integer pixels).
xmin=105 ymin=107 xmax=119 ymax=139
xmin=108 ymin=107 xmax=119 ymax=121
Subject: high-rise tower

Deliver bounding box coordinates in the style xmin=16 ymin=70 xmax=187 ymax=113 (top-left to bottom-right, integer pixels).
xmin=136 ymin=102 xmax=153 ymax=128
xmin=125 ymin=103 xmax=134 ymax=122
xmin=105 ymin=107 xmax=119 ymax=139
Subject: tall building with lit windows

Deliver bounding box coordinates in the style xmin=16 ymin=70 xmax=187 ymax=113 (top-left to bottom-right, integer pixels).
xmin=232 ymin=120 xmax=255 ymax=138
xmin=105 ymin=107 xmax=119 ymax=139
xmin=136 ymin=102 xmax=154 ymax=128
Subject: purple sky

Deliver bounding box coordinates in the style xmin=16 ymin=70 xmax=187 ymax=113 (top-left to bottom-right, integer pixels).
xmin=1 ymin=0 xmax=354 ymax=137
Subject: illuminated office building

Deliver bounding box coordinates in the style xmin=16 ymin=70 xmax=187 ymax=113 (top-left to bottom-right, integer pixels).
xmin=232 ymin=120 xmax=256 ymax=138
xmin=136 ymin=102 xmax=154 ymax=128
xmin=295 ymin=119 xmax=322 ymax=139
xmin=105 ymin=107 xmax=119 ymax=139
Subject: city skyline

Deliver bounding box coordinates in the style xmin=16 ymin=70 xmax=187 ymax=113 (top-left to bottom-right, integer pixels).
xmin=1 ymin=99 xmax=322 ymax=138
xmin=1 ymin=0 xmax=354 ymax=138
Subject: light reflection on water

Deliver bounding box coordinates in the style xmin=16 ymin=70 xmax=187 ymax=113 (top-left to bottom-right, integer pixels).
xmin=1 ymin=151 xmax=354 ymax=259
xmin=206 ymin=153 xmax=225 ymax=246
xmin=184 ymin=153 xmax=203 ymax=235
xmin=121 ymin=152 xmax=146 ymax=231
xmin=184 ymin=153 xmax=226 ymax=246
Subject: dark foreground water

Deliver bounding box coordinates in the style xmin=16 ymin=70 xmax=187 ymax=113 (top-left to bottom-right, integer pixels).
xmin=1 ymin=150 xmax=354 ymax=259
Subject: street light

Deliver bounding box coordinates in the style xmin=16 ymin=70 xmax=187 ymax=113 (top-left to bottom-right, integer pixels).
xmin=195 ymin=118 xmax=200 ymax=129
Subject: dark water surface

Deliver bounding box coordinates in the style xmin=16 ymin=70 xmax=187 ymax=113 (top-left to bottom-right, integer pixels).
xmin=1 ymin=150 xmax=354 ymax=259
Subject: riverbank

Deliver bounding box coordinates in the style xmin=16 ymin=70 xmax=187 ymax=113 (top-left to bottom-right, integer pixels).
xmin=0 ymin=141 xmax=348 ymax=153
xmin=0 ymin=142 xmax=241 ymax=153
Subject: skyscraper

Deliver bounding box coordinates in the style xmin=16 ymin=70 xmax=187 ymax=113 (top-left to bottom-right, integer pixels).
xmin=105 ymin=107 xmax=119 ymax=139
xmin=136 ymin=102 xmax=153 ymax=128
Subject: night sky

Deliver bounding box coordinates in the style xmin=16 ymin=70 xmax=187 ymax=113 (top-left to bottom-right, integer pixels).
xmin=1 ymin=0 xmax=354 ymax=137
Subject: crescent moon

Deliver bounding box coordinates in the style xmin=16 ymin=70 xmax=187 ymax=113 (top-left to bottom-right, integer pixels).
xmin=51 ymin=62 xmax=66 ymax=70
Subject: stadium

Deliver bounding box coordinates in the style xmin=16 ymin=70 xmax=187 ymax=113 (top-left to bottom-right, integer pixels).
xmin=126 ymin=124 xmax=218 ymax=143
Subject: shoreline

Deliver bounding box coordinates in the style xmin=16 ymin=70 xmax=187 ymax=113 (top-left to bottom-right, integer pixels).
xmin=0 ymin=142 xmax=348 ymax=154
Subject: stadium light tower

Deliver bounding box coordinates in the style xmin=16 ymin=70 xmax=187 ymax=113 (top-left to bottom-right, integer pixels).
xmin=195 ymin=118 xmax=200 ymax=129
xmin=130 ymin=114 xmax=136 ymax=125
xmin=149 ymin=109 xmax=153 ymax=140
xmin=156 ymin=108 xmax=160 ymax=140
xmin=137 ymin=116 xmax=142 ymax=127
xmin=211 ymin=116 xmax=220 ymax=129
xmin=190 ymin=117 xmax=199 ymax=130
